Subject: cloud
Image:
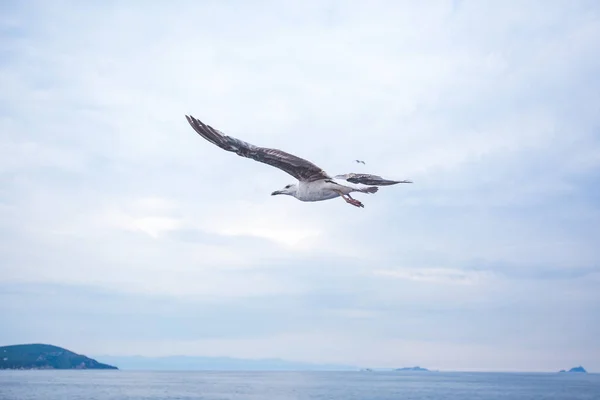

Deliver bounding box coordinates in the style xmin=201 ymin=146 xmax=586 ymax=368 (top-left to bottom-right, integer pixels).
xmin=372 ymin=267 xmax=492 ymax=285
xmin=1 ymin=0 xmax=600 ymax=371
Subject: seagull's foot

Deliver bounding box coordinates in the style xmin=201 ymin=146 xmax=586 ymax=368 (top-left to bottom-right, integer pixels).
xmin=346 ymin=197 xmax=364 ymax=208
xmin=336 ymin=190 xmax=365 ymax=208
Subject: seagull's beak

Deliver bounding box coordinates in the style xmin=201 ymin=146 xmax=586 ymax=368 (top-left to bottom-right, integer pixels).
xmin=271 ymin=190 xmax=283 ymax=196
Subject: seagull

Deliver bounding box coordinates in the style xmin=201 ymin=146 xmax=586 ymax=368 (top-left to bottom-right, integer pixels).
xmin=355 ymin=159 xmax=366 ymax=164
xmin=185 ymin=115 xmax=412 ymax=208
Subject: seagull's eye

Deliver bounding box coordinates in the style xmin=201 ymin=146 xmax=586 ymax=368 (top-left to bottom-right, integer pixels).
xmin=285 ymin=185 xmax=291 ymax=189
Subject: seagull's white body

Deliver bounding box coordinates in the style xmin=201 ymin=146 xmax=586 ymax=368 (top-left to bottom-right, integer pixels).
xmin=294 ymin=179 xmax=374 ymax=202
xmin=185 ymin=115 xmax=412 ymax=208
xmin=297 ymin=180 xmax=338 ymax=202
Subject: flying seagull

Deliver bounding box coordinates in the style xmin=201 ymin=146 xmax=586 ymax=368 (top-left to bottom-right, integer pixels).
xmin=355 ymin=159 xmax=366 ymax=164
xmin=185 ymin=115 xmax=412 ymax=208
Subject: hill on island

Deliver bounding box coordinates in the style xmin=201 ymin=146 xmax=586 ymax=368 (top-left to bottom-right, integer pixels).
xmin=395 ymin=366 xmax=430 ymax=372
xmin=0 ymin=344 xmax=118 ymax=370
xmin=559 ymin=366 xmax=587 ymax=373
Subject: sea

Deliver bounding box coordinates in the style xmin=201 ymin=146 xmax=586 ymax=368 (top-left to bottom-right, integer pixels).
xmin=0 ymin=370 xmax=598 ymax=400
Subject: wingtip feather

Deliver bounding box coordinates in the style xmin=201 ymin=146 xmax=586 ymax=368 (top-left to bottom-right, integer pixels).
xmin=185 ymin=114 xmax=223 ymax=147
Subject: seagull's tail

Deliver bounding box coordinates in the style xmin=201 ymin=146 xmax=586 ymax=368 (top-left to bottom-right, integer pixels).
xmin=360 ymin=186 xmax=379 ymax=194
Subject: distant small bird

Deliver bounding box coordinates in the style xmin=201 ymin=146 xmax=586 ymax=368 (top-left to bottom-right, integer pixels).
xmin=355 ymin=160 xmax=366 ymax=164
xmin=185 ymin=115 xmax=412 ymax=208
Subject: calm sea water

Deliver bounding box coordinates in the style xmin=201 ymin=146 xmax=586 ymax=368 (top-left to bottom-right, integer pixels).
xmin=1 ymin=370 xmax=598 ymax=400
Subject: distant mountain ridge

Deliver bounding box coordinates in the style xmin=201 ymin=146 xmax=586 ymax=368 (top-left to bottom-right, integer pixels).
xmin=0 ymin=344 xmax=117 ymax=370
xmin=92 ymin=355 xmax=358 ymax=371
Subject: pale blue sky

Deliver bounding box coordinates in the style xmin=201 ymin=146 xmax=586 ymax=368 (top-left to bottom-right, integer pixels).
xmin=1 ymin=0 xmax=599 ymax=371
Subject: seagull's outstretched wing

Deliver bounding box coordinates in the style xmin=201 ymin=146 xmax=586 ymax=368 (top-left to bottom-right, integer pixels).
xmin=335 ymin=173 xmax=413 ymax=186
xmin=186 ymin=115 xmax=330 ymax=182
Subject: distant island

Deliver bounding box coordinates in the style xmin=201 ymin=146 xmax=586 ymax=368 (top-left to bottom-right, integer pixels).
xmin=559 ymin=366 xmax=587 ymax=373
xmin=395 ymin=366 xmax=430 ymax=372
xmin=0 ymin=344 xmax=118 ymax=370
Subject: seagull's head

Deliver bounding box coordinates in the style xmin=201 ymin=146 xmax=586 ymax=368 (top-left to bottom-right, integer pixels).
xmin=271 ymin=183 xmax=297 ymax=197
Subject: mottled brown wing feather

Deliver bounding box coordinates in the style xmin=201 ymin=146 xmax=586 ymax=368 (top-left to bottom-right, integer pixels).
xmin=342 ymin=173 xmax=413 ymax=186
xmin=185 ymin=115 xmax=330 ymax=182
